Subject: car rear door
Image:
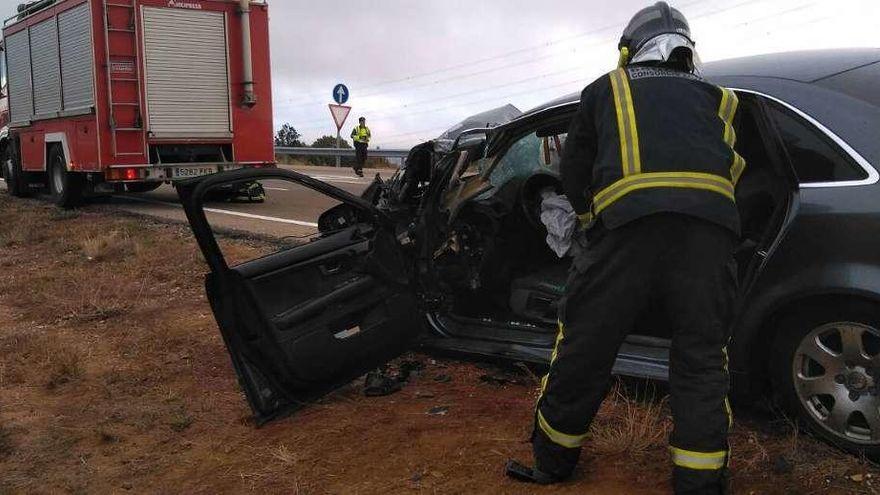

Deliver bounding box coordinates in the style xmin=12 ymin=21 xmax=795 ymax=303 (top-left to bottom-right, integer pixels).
xmin=177 ymin=168 xmax=419 ymax=424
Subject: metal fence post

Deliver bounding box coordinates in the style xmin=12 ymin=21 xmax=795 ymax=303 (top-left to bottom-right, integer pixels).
xmin=335 ymin=131 xmax=341 ymax=168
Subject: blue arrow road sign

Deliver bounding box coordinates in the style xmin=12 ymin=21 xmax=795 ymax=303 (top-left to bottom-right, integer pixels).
xmin=333 ymin=84 xmax=349 ymax=104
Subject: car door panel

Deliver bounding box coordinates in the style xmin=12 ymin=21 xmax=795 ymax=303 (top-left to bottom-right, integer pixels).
xmin=177 ymin=168 xmax=418 ymax=425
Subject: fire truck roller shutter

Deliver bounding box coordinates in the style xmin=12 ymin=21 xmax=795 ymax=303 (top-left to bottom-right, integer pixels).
xmin=30 ymin=17 xmax=62 ymax=117
xmin=142 ymin=7 xmax=232 ymax=139
xmin=58 ymin=4 xmax=94 ymax=111
xmin=6 ymin=29 xmax=33 ymax=125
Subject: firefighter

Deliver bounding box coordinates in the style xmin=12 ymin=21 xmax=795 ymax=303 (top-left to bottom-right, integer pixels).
xmin=350 ymin=117 xmax=371 ymax=177
xmin=505 ymin=3 xmax=743 ymax=493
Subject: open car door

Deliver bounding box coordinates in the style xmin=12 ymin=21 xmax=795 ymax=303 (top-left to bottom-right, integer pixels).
xmin=176 ymin=168 xmax=418 ymax=425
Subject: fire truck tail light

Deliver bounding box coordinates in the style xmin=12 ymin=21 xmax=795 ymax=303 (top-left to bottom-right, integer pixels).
xmin=107 ymin=168 xmax=143 ymax=181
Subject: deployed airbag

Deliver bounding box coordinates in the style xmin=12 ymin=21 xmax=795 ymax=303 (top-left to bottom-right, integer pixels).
xmin=539 ymin=190 xmax=579 ymax=258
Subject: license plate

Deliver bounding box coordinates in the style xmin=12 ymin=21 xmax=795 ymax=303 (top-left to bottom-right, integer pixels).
xmin=173 ymin=167 xmax=217 ymax=179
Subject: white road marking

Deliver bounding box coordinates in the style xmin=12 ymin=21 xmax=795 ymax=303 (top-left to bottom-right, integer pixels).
xmin=264 ymin=187 xmax=289 ymax=191
xmin=306 ymin=175 xmax=370 ymax=185
xmin=118 ymin=195 xmax=319 ymax=228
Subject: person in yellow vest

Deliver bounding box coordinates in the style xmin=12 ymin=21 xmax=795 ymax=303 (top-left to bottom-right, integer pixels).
xmin=350 ymin=117 xmax=371 ymax=177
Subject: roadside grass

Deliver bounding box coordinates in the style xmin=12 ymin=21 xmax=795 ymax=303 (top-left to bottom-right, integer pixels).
xmin=80 ymin=229 xmax=142 ymax=262
xmin=0 ymin=424 xmax=13 ymax=459
xmin=44 ymin=345 xmax=84 ymax=390
xmin=0 ymin=194 xmax=878 ymax=493
xmin=589 ymin=382 xmax=672 ymax=457
xmin=168 ymin=405 xmax=194 ymax=432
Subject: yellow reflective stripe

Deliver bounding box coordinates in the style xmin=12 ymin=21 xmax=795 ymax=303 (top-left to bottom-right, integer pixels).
xmin=718 ymin=88 xmax=746 ymax=186
xmin=609 ymin=71 xmax=630 ymax=176
xmin=593 ymin=172 xmax=735 ymax=214
xmin=539 ymin=321 xmax=565 ymax=398
xmin=718 ymin=88 xmax=738 ymax=146
xmin=609 ymin=69 xmax=641 ymax=177
xmin=724 ymin=397 xmax=733 ymax=430
xmin=621 ymin=71 xmax=641 ymax=175
xmin=722 ymin=346 xmax=733 ymax=429
xmin=730 ymin=153 xmax=746 ymax=185
xmin=670 ymin=447 xmax=728 ymax=471
xmin=537 ymin=410 xmax=588 ymax=449
xmin=550 ymin=320 xmax=565 ymax=365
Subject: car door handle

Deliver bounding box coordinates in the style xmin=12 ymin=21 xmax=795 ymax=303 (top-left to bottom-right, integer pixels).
xmin=320 ymin=261 xmax=344 ymax=275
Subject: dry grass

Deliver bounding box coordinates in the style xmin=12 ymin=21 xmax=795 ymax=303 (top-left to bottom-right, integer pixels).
xmin=0 ymin=194 xmax=879 ymax=494
xmin=589 ymin=382 xmax=672 ymax=457
xmin=45 ymin=346 xmax=84 ymax=390
xmin=80 ymin=229 xmax=141 ymax=262
xmin=269 ymin=443 xmax=299 ymax=465
xmin=56 ymin=272 xmax=138 ymax=323
xmin=168 ymin=405 xmax=194 ymax=432
xmin=0 ymin=424 xmax=13 ymax=459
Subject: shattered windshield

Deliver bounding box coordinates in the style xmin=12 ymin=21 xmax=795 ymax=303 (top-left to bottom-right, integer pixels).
xmin=485 ymin=132 xmax=566 ymax=189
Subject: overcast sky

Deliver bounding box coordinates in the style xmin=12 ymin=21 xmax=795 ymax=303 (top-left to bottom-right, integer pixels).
xmin=2 ymin=0 xmax=878 ymax=148
xmin=272 ymin=0 xmax=879 ymax=149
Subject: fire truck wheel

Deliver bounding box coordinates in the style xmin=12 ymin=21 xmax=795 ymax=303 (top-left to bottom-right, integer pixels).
xmin=47 ymin=145 xmax=84 ymax=208
xmin=4 ymin=151 xmax=29 ymax=198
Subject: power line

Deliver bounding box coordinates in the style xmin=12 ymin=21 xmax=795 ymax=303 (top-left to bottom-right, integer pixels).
xmin=279 ymin=0 xmax=715 ymax=106
xmin=290 ymin=0 xmax=812 ymax=145
xmin=290 ymin=65 xmax=589 ymax=128
xmin=286 ymin=0 xmax=803 ymax=130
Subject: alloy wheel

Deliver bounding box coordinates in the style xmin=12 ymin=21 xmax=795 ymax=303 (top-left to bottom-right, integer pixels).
xmin=793 ymin=322 xmax=880 ymax=444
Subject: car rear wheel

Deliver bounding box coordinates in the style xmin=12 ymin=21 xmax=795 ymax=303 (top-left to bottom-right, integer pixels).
xmin=772 ymin=300 xmax=880 ymax=459
xmin=47 ymin=145 xmax=84 ymax=208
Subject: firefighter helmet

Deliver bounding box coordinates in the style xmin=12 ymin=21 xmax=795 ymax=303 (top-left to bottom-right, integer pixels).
xmin=617 ymin=2 xmax=694 ymax=68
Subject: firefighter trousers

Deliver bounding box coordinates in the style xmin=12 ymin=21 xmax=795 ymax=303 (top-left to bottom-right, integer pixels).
xmin=533 ymin=213 xmax=737 ymax=494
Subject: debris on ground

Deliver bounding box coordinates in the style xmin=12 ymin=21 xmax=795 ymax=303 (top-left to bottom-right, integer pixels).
xmin=426 ymin=406 xmax=450 ymax=416
xmin=1 ymin=196 xmax=879 ymax=494
xmin=364 ymin=370 xmax=403 ymax=397
xmin=363 ymin=359 xmax=427 ymax=396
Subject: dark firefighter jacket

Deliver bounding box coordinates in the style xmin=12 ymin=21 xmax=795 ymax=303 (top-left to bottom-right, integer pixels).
xmin=560 ymin=64 xmax=745 ymax=235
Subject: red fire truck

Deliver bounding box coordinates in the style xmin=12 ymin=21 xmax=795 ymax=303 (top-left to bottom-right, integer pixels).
xmin=0 ymin=0 xmax=274 ymax=207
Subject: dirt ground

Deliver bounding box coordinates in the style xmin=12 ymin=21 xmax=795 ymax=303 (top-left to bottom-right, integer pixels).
xmin=1 ymin=195 xmax=879 ymax=494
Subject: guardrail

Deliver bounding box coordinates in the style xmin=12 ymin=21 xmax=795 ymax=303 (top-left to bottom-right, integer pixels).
xmin=274 ymin=147 xmax=410 ymax=160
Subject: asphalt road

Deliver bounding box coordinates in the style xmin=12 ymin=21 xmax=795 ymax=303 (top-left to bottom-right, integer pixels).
xmin=100 ymin=165 xmax=387 ymax=238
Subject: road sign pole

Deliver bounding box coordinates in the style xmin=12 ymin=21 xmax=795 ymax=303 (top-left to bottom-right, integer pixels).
xmin=328 ymin=102 xmax=352 ymax=169
xmin=336 ymin=130 xmax=341 ymax=168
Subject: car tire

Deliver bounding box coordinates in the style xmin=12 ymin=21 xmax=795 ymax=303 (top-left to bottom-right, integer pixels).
xmin=47 ymin=145 xmax=84 ymax=208
xmin=771 ymin=299 xmax=880 ymax=459
xmin=4 ymin=143 xmax=30 ymax=198
xmin=125 ymin=182 xmax=162 ymax=193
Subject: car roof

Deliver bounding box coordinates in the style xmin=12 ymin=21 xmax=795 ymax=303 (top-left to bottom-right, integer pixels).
xmin=701 ymin=48 xmax=880 ymax=82
xmin=509 ymin=49 xmax=880 ymax=168
xmin=519 ymin=48 xmax=880 ymax=118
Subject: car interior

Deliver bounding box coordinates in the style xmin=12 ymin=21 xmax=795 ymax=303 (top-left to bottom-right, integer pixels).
xmin=423 ymin=93 xmax=793 ymax=349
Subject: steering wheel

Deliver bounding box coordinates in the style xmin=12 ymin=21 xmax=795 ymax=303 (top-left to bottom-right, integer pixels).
xmin=519 ymin=173 xmax=563 ymax=231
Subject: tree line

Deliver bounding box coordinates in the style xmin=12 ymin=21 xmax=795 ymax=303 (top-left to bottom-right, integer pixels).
xmin=274 ymin=123 xmax=354 ymax=166
xmin=274 ymin=123 xmax=395 ymax=169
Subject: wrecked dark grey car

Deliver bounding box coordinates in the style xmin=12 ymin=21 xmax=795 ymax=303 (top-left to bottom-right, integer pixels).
xmin=177 ymin=49 xmax=880 ymax=458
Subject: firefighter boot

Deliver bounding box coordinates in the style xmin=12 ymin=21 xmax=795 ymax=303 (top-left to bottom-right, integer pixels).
xmin=504 ymin=460 xmax=563 ymax=485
